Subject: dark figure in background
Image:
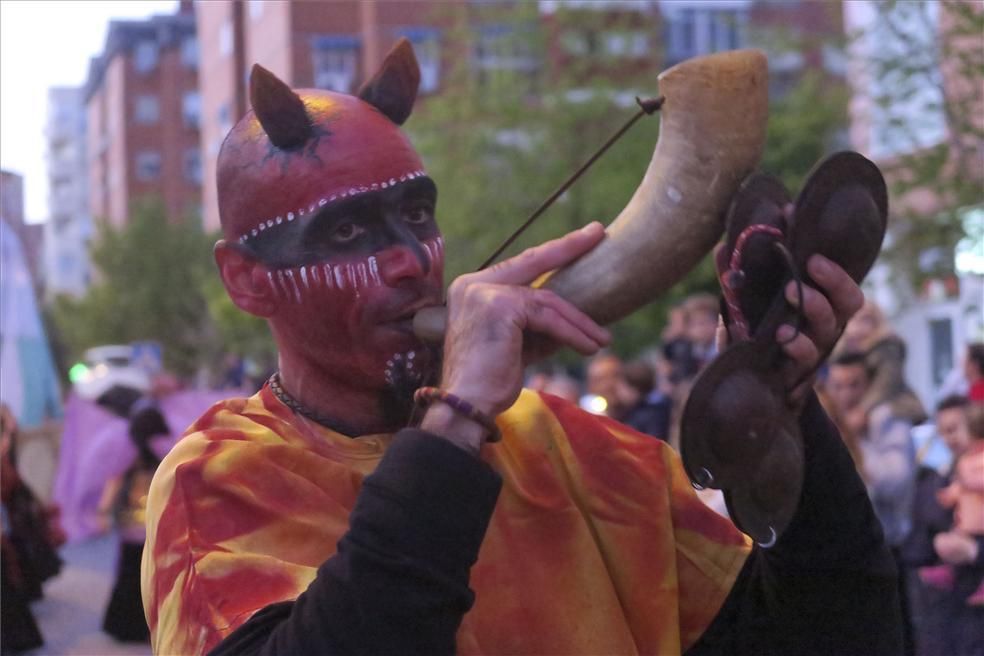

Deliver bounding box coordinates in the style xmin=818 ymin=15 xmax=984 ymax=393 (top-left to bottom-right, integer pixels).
xmin=823 ymin=350 xmax=869 ymax=473
xmin=661 ymin=302 xmax=699 ymax=383
xmin=682 ymin=293 xmax=720 ymax=372
xmin=901 ymin=395 xmax=984 ymax=656
xmin=585 ymin=351 xmax=625 ymax=414
xmin=101 ymin=400 xmax=168 ymax=643
xmin=966 ymin=343 xmax=984 ymax=403
xmin=0 ymin=405 xmax=65 ymax=654
xmin=837 ymin=299 xmax=927 ymax=431
xmin=620 ymin=359 xmax=672 ymax=441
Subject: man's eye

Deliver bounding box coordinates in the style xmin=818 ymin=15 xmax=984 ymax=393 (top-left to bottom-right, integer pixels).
xmin=331 ymin=222 xmax=365 ymax=243
xmin=404 ymin=205 xmax=433 ymax=225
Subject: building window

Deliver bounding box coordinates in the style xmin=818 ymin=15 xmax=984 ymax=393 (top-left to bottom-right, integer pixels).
xmin=182 ymin=91 xmax=201 ymax=129
xmin=603 ymin=30 xmax=649 ymax=58
xmin=134 ymin=40 xmax=159 ymax=73
xmin=217 ymin=102 xmax=232 ymax=136
xmin=58 ymin=253 xmax=76 ymax=277
xmin=311 ymin=35 xmax=360 ymax=93
xmin=473 ymin=23 xmax=537 ymax=75
xmin=397 ymin=28 xmax=441 ymax=94
xmin=134 ymin=94 xmax=160 ymax=124
xmin=181 ymin=36 xmax=198 ymax=69
xmin=662 ymin=4 xmax=748 ymax=65
xmin=855 ymin=1 xmax=946 ymax=159
xmin=135 ymin=151 xmax=162 ymax=181
xmin=184 ymin=148 xmax=202 ymax=184
xmin=219 ymin=21 xmax=233 ymax=57
xmin=249 ymin=0 xmax=264 ymax=20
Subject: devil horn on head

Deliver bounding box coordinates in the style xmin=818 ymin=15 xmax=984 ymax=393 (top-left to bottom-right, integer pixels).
xmin=358 ymin=38 xmax=420 ymax=125
xmin=249 ymin=64 xmax=313 ymax=149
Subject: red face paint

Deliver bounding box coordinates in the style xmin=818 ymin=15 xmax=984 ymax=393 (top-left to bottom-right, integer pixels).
xmin=259 ymin=178 xmax=445 ymax=391
xmin=218 ymin=81 xmax=443 ymax=394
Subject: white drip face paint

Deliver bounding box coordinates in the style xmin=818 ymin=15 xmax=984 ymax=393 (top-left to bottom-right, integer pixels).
xmin=277 ymin=271 xmax=289 ymax=299
xmin=270 ymin=238 xmax=437 ymax=306
xmin=267 ymin=271 xmax=280 ymax=298
xmin=421 ymin=237 xmax=445 ymax=271
xmin=368 ymin=256 xmax=380 ymax=285
xmin=285 ymin=269 xmax=302 ymax=303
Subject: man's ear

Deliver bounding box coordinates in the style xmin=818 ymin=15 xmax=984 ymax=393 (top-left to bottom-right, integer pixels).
xmin=214 ymin=240 xmax=278 ymax=318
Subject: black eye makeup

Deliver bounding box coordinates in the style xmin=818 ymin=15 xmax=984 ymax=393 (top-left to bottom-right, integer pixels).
xmin=239 ymin=177 xmax=439 ymax=268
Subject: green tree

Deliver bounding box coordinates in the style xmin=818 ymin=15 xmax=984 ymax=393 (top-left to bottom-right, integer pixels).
xmin=410 ymin=4 xmax=848 ymax=360
xmin=203 ymin=275 xmax=277 ymax=369
xmin=49 ymin=199 xmax=217 ymax=378
xmin=852 ymin=0 xmax=983 ymax=289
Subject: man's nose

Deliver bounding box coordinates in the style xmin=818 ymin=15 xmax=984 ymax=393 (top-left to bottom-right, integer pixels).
xmin=376 ymin=241 xmax=431 ymax=286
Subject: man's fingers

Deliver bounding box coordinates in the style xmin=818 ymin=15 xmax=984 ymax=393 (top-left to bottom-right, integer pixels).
xmin=806 ymin=255 xmax=864 ymax=324
xmin=778 ymin=325 xmax=820 ymax=368
xmin=528 ymin=288 xmax=611 ymax=347
xmin=524 ymin=306 xmax=607 ymax=355
xmin=482 ymin=222 xmax=606 ymax=286
xmin=784 ymin=280 xmax=838 ymax=346
xmin=522 ymin=289 xmax=610 ymax=355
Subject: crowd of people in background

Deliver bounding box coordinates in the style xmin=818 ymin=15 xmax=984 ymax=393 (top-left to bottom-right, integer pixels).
xmin=528 ymin=293 xmax=984 ymax=656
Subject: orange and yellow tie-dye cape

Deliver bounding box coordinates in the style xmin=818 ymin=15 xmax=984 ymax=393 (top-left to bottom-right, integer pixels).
xmin=142 ymin=387 xmax=751 ymax=655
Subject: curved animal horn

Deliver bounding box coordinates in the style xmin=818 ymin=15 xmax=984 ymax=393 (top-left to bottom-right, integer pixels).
xmin=250 ymin=64 xmax=312 ymax=149
xmin=540 ymin=49 xmax=768 ymax=324
xmin=414 ymin=49 xmax=768 ymax=340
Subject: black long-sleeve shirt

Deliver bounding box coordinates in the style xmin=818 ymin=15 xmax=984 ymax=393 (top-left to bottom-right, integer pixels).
xmin=210 ymin=394 xmax=901 ymax=655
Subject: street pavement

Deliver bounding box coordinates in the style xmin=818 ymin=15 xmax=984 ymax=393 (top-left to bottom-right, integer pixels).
xmin=23 ymin=532 xmax=151 ymax=656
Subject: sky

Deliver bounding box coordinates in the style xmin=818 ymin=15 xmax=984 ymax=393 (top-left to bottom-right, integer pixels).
xmin=0 ymin=0 xmax=178 ymax=224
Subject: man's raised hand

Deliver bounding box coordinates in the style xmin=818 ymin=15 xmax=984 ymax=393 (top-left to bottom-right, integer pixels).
xmin=440 ymin=223 xmax=611 ymax=419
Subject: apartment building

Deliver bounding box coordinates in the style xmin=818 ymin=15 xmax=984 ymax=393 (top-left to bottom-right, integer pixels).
xmin=195 ymin=0 xmax=453 ymax=232
xmin=658 ymin=0 xmax=844 ymax=94
xmin=843 ymin=0 xmax=983 ymax=406
xmin=1 ymin=170 xmax=44 ymax=285
xmin=84 ymin=3 xmax=200 ymax=228
xmin=44 ymin=87 xmax=91 ymax=299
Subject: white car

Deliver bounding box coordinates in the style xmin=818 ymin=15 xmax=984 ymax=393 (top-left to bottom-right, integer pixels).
xmin=73 ymin=345 xmax=151 ymax=403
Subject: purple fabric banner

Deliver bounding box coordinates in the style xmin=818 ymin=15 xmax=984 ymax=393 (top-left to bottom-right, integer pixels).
xmin=53 ymin=389 xmax=241 ymax=543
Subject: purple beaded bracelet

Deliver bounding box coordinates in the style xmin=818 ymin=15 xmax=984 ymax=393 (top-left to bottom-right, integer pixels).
xmin=414 ymin=386 xmax=502 ymax=443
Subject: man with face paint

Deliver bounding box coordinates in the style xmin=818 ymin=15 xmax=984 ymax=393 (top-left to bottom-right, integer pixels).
xmin=142 ymin=41 xmax=902 ymax=655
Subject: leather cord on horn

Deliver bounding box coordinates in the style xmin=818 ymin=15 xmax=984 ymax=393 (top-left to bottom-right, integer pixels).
xmin=477 ymin=96 xmax=665 ymax=271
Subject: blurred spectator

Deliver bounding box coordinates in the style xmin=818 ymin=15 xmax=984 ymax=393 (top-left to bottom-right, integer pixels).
xmin=682 ymin=293 xmax=719 ymax=372
xmin=524 ymin=365 xmax=553 ymax=394
xmin=100 ymin=399 xmax=169 ymax=643
xmin=586 ymin=352 xmax=624 ymax=418
xmin=934 ymin=403 xmax=984 ymax=604
xmin=829 ymin=347 xmax=918 ymax=654
xmin=822 ymin=351 xmax=868 ymax=471
xmin=542 ymin=374 xmax=581 ymax=405
xmin=837 ymin=300 xmax=926 ymax=428
xmin=221 ymin=354 xmax=246 ymax=389
xmin=965 ymin=343 xmax=984 ymax=403
xmin=1 ymin=404 xmax=65 ymax=654
xmin=619 ymin=360 xmax=671 ymax=441
xmin=902 ymin=396 xmax=984 ymax=655
xmin=661 ymin=302 xmax=698 ymax=383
